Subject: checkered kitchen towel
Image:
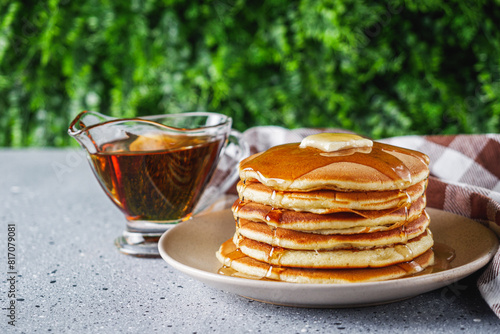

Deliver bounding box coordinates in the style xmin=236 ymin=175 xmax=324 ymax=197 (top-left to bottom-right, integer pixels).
xmin=240 ymin=126 xmax=500 ymax=317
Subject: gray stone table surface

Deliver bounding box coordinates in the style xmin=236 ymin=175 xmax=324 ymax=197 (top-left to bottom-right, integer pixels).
xmin=0 ymin=148 xmax=499 ymax=333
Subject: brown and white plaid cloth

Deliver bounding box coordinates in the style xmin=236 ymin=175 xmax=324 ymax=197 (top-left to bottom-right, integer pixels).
xmin=240 ymin=126 xmax=500 ymax=317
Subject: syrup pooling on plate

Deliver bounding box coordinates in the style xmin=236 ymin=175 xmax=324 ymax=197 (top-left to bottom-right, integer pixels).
xmin=428 ymin=242 xmax=456 ymax=273
xmin=240 ymin=142 xmax=424 ymax=190
xmin=403 ymin=243 xmax=456 ymax=277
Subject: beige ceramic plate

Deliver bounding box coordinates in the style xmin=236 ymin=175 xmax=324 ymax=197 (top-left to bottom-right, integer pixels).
xmin=158 ymin=208 xmax=498 ymax=307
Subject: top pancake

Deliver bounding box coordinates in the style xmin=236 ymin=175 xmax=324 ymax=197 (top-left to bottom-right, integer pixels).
xmin=239 ymin=142 xmax=430 ymax=192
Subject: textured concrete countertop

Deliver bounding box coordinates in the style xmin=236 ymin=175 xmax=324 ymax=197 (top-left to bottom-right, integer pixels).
xmin=0 ymin=148 xmax=499 ymax=333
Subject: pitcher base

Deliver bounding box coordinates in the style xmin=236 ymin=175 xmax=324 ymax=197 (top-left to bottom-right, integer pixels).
xmin=114 ymin=231 xmax=163 ymax=258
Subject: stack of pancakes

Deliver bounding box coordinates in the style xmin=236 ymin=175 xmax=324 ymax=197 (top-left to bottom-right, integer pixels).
xmin=216 ymin=134 xmax=433 ymax=283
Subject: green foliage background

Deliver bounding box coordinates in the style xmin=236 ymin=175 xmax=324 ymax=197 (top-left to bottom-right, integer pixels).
xmin=1 ymin=0 xmax=499 ymax=147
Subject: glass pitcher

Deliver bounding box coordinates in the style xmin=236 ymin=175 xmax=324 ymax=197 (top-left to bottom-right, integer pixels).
xmin=68 ymin=110 xmax=248 ymax=257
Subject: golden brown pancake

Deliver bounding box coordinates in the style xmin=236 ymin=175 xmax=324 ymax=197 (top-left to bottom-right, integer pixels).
xmin=239 ymin=142 xmax=430 ymax=192
xmin=235 ymin=211 xmax=430 ymax=250
xmin=216 ymin=239 xmax=435 ymax=283
xmin=216 ymin=134 xmax=434 ymax=283
xmin=232 ymin=196 xmax=427 ymax=233
xmin=233 ymin=229 xmax=434 ymax=269
xmin=237 ymin=179 xmax=427 ymax=213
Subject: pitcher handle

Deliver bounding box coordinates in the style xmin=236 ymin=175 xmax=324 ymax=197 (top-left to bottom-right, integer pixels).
xmin=193 ymin=130 xmax=249 ymax=214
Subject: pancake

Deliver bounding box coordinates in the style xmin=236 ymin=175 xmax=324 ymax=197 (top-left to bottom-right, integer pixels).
xmin=232 ymin=196 xmax=427 ymax=233
xmin=216 ymin=239 xmax=435 ymax=283
xmin=216 ymin=133 xmax=434 ymax=283
xmin=233 ymin=229 xmax=434 ymax=269
xmin=235 ymin=210 xmax=430 ymax=250
xmin=237 ymin=179 xmax=427 ymax=213
xmin=239 ymin=142 xmax=430 ymax=192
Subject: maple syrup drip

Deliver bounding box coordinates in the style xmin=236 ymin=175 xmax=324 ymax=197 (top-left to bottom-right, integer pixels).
xmin=349 ymin=205 xmax=403 ymax=220
xmin=218 ymin=263 xmax=286 ymax=281
xmin=233 ymin=200 xmax=247 ymax=214
xmin=265 ymin=264 xmax=286 ymax=280
xmin=397 ymin=260 xmax=424 ymax=274
xmin=271 ymin=226 xmax=279 ymax=247
xmin=236 ymin=230 xmax=243 ymax=241
xmin=226 ymin=248 xmax=245 ymax=261
xmin=396 ymin=192 xmax=413 ymax=243
xmin=426 ymin=228 xmax=433 ymax=239
xmin=240 ymin=142 xmax=423 ymax=188
xmin=265 ymin=208 xmax=284 ymax=224
xmin=381 ymin=143 xmax=430 ymax=166
xmin=403 ymin=190 xmax=412 ymax=208
xmin=240 ymin=178 xmax=248 ymax=202
xmin=265 ymin=265 xmax=275 ymax=279
xmin=222 ymin=248 xmax=246 ymax=268
xmin=424 ymin=210 xmax=430 ymax=221
xmin=399 ymin=224 xmax=408 ymax=243
xmin=398 ymin=244 xmax=414 ymax=261
xmin=387 ymin=189 xmax=413 ymax=220
xmin=267 ymin=245 xmax=285 ymax=265
xmin=217 ymin=266 xmax=235 ymax=276
xmin=217 ymin=265 xmax=274 ymax=280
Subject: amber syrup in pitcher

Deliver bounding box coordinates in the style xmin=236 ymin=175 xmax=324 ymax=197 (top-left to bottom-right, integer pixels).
xmin=90 ymin=134 xmax=224 ymax=222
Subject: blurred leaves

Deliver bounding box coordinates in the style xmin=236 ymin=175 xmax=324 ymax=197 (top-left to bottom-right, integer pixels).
xmin=0 ymin=0 xmax=499 ymax=147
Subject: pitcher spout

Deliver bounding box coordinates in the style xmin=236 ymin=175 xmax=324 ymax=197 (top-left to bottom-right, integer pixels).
xmin=68 ymin=111 xmax=116 ymax=153
xmin=68 ymin=110 xmax=236 ymax=156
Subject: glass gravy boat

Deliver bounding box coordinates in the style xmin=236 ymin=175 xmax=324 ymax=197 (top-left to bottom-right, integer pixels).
xmin=69 ymin=110 xmax=248 ymax=257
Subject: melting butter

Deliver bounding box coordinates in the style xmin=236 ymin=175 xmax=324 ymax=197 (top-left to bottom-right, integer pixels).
xmin=299 ymin=133 xmax=373 ymax=152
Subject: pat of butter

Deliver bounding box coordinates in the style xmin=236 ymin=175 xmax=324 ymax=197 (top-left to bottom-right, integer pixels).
xmin=299 ymin=133 xmax=373 ymax=152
